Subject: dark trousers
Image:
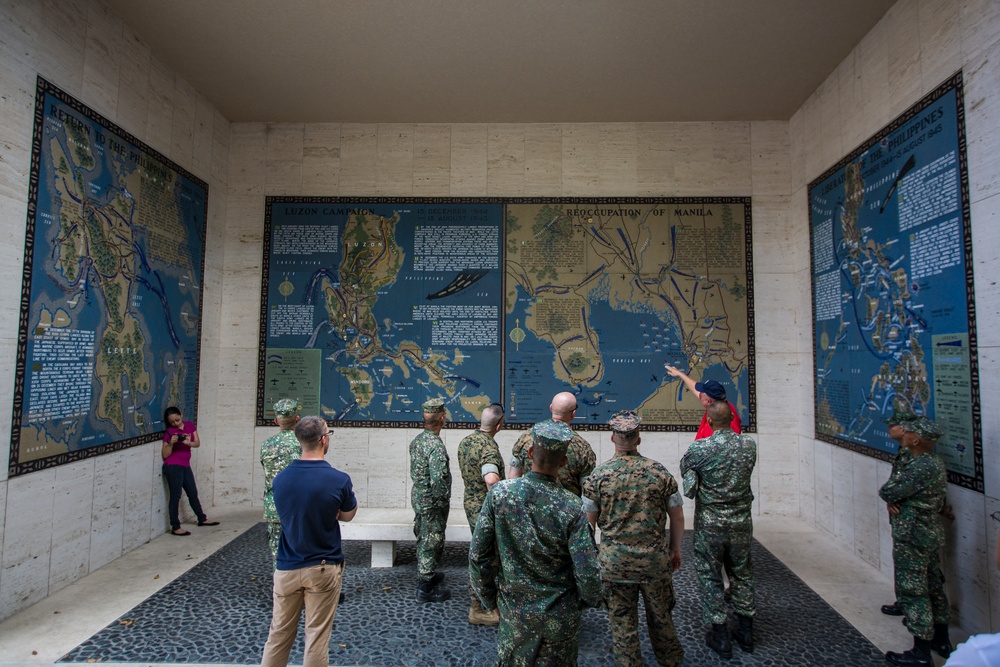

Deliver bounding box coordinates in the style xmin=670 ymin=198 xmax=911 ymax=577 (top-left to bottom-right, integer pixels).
xmin=162 ymin=464 xmax=206 ymax=529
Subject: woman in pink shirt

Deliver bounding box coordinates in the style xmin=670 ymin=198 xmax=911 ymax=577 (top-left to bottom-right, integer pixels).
xmin=162 ymin=406 xmax=218 ymax=535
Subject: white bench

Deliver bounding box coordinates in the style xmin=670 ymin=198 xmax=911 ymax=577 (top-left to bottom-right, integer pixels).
xmin=340 ymin=508 xmax=472 ymax=567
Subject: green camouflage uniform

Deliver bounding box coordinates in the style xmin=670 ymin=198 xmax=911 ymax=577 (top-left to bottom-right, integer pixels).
xmin=261 ymin=398 xmax=302 ymax=566
xmin=410 ymin=428 xmax=451 ymax=581
xmin=470 ymin=421 xmax=603 ymax=666
xmin=458 ymin=429 xmax=506 ymax=609
xmin=509 ymin=425 xmax=596 ymax=496
xmin=583 ymin=449 xmax=685 ymax=667
xmin=680 ymin=429 xmax=757 ymax=625
xmin=879 ymin=448 xmax=949 ymax=640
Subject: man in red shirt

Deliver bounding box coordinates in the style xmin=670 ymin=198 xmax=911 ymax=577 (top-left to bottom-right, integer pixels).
xmin=664 ymin=365 xmax=741 ymax=437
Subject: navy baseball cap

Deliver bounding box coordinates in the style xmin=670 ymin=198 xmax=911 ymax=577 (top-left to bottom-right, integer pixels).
xmin=695 ymin=380 xmax=727 ymax=400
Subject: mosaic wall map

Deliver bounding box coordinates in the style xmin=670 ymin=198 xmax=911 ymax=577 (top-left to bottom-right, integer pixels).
xmin=258 ymin=197 xmax=755 ymax=431
xmin=809 ymin=73 xmax=982 ymax=490
xmin=9 ymin=78 xmax=207 ymax=476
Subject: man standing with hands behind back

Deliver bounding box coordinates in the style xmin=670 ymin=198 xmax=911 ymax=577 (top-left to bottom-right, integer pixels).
xmin=410 ymin=397 xmax=452 ymax=603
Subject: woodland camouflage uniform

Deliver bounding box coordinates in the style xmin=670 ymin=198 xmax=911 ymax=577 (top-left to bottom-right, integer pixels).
xmin=260 ymin=398 xmax=302 ymax=566
xmin=410 ymin=399 xmax=451 ymax=582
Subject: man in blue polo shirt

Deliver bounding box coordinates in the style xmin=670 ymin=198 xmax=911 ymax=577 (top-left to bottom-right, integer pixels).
xmin=260 ymin=415 xmax=357 ymax=667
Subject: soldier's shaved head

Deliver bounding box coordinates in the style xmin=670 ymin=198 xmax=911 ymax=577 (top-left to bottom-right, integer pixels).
xmin=550 ymin=392 xmax=578 ymax=420
xmin=481 ymin=404 xmax=504 ymax=430
xmin=706 ymin=400 xmax=733 ymax=429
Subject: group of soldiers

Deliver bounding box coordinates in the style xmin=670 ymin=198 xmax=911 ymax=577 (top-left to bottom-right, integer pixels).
xmin=410 ymin=379 xmax=758 ymax=667
xmin=258 ymin=379 xmax=957 ymax=667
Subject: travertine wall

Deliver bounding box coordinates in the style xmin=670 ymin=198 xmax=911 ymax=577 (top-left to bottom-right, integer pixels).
xmin=0 ymin=0 xmax=231 ymax=620
xmin=790 ymin=0 xmax=1000 ymax=633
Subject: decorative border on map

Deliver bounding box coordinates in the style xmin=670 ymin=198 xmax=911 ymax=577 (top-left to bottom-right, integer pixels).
xmin=257 ymin=196 xmax=756 ymax=433
xmin=8 ymin=77 xmax=209 ymax=478
xmin=808 ymin=72 xmax=982 ymax=492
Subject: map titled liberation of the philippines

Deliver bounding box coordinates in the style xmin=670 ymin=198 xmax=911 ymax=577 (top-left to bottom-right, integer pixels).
xmin=10 ymin=78 xmax=206 ymax=476
xmin=259 ymin=198 xmax=754 ymax=430
xmin=810 ymin=74 xmax=982 ymax=489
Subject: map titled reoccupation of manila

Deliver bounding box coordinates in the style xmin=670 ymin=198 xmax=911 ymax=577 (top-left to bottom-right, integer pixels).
xmin=810 ymin=74 xmax=982 ymax=490
xmin=10 ymin=78 xmax=207 ymax=476
xmin=505 ymin=200 xmax=753 ymax=428
xmin=260 ymin=201 xmax=504 ymax=424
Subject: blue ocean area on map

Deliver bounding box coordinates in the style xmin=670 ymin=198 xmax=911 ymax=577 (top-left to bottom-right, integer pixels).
xmin=811 ymin=83 xmax=976 ymax=478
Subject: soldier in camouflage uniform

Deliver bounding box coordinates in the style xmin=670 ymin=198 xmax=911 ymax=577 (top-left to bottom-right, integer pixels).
xmin=458 ymin=402 xmax=506 ymax=626
xmin=880 ymin=416 xmax=952 ymax=667
xmin=880 ymin=408 xmax=918 ymax=617
xmin=583 ymin=410 xmax=685 ymax=667
xmin=260 ymin=398 xmax=302 ymax=567
xmin=680 ymin=400 xmax=757 ymax=659
xmin=470 ymin=420 xmax=603 ymax=666
xmin=410 ymin=397 xmax=452 ymax=603
xmin=508 ymin=392 xmax=596 ymax=496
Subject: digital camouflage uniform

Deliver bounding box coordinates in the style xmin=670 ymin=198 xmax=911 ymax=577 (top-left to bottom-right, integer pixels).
xmin=879 ymin=418 xmax=950 ymax=641
xmin=509 ymin=421 xmax=596 ymax=496
xmin=260 ymin=399 xmax=302 ymax=566
xmin=680 ymin=428 xmax=757 ymax=625
xmin=583 ymin=410 xmax=684 ymax=667
xmin=458 ymin=429 xmax=506 ymax=610
xmin=410 ymin=399 xmax=452 ymax=582
xmin=470 ymin=421 xmax=603 ymax=667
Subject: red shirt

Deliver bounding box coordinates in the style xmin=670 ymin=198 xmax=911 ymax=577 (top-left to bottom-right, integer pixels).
xmin=695 ymin=401 xmax=742 ymax=439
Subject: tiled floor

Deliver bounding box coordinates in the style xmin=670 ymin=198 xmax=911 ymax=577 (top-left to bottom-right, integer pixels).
xmin=0 ymin=508 xmax=966 ymax=666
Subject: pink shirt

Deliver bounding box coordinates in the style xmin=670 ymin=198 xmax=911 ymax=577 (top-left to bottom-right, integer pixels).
xmin=695 ymin=401 xmax=742 ymax=439
xmin=163 ymin=420 xmax=197 ymax=466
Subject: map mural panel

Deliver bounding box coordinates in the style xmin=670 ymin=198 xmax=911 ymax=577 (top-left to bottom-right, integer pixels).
xmin=259 ymin=197 xmax=755 ymax=430
xmin=809 ymin=73 xmax=982 ymax=491
xmin=10 ymin=77 xmax=207 ymax=476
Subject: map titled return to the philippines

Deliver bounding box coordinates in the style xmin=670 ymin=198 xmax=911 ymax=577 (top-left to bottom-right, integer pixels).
xmin=809 ymin=73 xmax=982 ymax=490
xmin=9 ymin=78 xmax=207 ymax=476
xmin=258 ymin=197 xmax=754 ymax=430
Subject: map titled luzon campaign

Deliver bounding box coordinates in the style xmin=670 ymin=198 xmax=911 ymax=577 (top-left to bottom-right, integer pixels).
xmin=504 ymin=200 xmax=753 ymax=428
xmin=11 ymin=78 xmax=206 ymax=475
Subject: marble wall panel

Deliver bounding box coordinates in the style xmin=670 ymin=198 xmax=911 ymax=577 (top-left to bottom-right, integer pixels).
xmin=886 ymin=0 xmax=924 ymax=120
xmin=48 ymin=460 xmax=95 ymax=593
xmin=487 ymin=124 xmax=525 ymax=196
xmin=751 ymin=281 xmax=799 ymax=356
xmin=787 ymin=111 xmax=806 ymax=192
xmin=192 ymin=96 xmax=216 ymax=180
xmin=80 ymin=1 xmax=121 ymax=120
xmin=228 ymin=123 xmax=267 ymax=195
xmin=835 ymin=54 xmax=865 ymax=156
xmin=339 ymin=124 xmax=378 ymax=195
xmin=831 ymin=447 xmax=856 ymax=548
xmin=376 ymin=123 xmax=414 ymax=196
xmin=0 ymin=479 xmax=6 ymax=602
xmin=798 ymin=435 xmax=816 ymax=524
xmin=964 ymin=40 xmax=1000 ymax=202
xmin=598 ymin=123 xmax=637 ymax=196
xmin=635 ymin=123 xmax=679 ymax=194
xmin=211 ymin=108 xmax=232 ymax=189
xmin=875 ymin=460 xmax=895 ymax=577
xmin=143 ymin=56 xmax=174 ymax=159
xmin=367 ymin=428 xmax=411 ymax=509
xmin=265 ymin=123 xmax=304 ymax=195
xmin=169 ymin=75 xmax=198 ymax=168
xmin=37 ymin=1 xmax=88 ymax=100
xmin=799 ymin=93 xmax=824 ymax=185
xmin=113 ymin=18 xmax=150 ymax=140
xmin=816 ymin=76 xmax=843 ymax=179
xmin=753 ymin=354 xmax=801 ymax=433
xmin=851 ymin=456 xmax=881 ymax=568
xmin=750 ymin=121 xmax=790 ymax=196
xmin=857 ymin=19 xmax=891 ymax=147
xmin=0 ymin=469 xmax=55 ymax=619
xmin=561 ymin=124 xmax=601 ymax=195
xmin=148 ymin=451 xmax=168 ymax=539
xmin=943 ymin=485 xmax=990 ymax=632
xmin=917 ymin=0 xmax=962 ymax=91
xmin=813 ymin=441 xmax=834 ymax=536
xmin=523 ymin=124 xmax=562 ymax=196
xmin=987 ymin=494 xmax=1000 ymax=628
xmin=959 ymin=0 xmax=1000 ymax=63
xmin=448 ymin=124 xmax=488 ymax=196
xmin=89 ymin=451 xmax=125 ymax=571
xmin=0 ymin=1 xmax=45 ymax=78
xmin=412 ymin=124 xmax=449 ymax=196
xmin=979 ymin=345 xmax=1000 ymax=499
xmin=122 ymin=446 xmax=154 ymax=553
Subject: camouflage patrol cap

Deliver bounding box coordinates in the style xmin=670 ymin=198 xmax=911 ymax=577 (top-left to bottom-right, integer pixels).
xmin=608 ymin=409 xmax=641 ymax=438
xmin=901 ymin=416 xmax=945 ymax=442
xmin=531 ymin=419 xmax=574 ymax=454
xmin=273 ymin=398 xmax=301 ymax=418
xmin=884 ymin=408 xmax=918 ymax=426
xmin=422 ymin=397 xmax=445 ymax=413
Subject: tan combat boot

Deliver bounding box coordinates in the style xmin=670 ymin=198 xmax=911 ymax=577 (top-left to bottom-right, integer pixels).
xmin=468 ymin=598 xmax=500 ymax=626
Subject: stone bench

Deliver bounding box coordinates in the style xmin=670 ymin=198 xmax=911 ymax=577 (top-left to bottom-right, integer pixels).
xmin=341 ymin=508 xmax=472 ymax=567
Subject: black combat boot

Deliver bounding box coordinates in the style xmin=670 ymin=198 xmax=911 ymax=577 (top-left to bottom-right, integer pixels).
xmin=885 ymin=637 xmax=932 ymax=667
xmin=705 ymin=623 xmax=732 ymax=659
xmin=929 ymin=624 xmax=952 ymax=658
xmin=733 ymin=614 xmax=753 ymax=652
xmin=881 ymin=601 xmax=904 ymax=616
xmin=428 ymin=571 xmax=445 ymax=587
xmin=416 ymin=579 xmax=451 ymax=603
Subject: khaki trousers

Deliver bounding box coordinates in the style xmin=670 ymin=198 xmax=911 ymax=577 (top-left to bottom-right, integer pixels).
xmin=260 ymin=561 xmax=344 ymax=667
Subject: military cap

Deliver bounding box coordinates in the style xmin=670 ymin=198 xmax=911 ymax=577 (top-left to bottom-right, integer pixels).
xmin=422 ymin=397 xmax=446 ymax=413
xmin=273 ymin=398 xmax=301 ymax=417
xmin=884 ymin=408 xmax=918 ymax=426
xmin=531 ymin=419 xmax=574 ymax=454
xmin=901 ymin=416 xmax=945 ymax=442
xmin=608 ymin=409 xmax=641 ymax=438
